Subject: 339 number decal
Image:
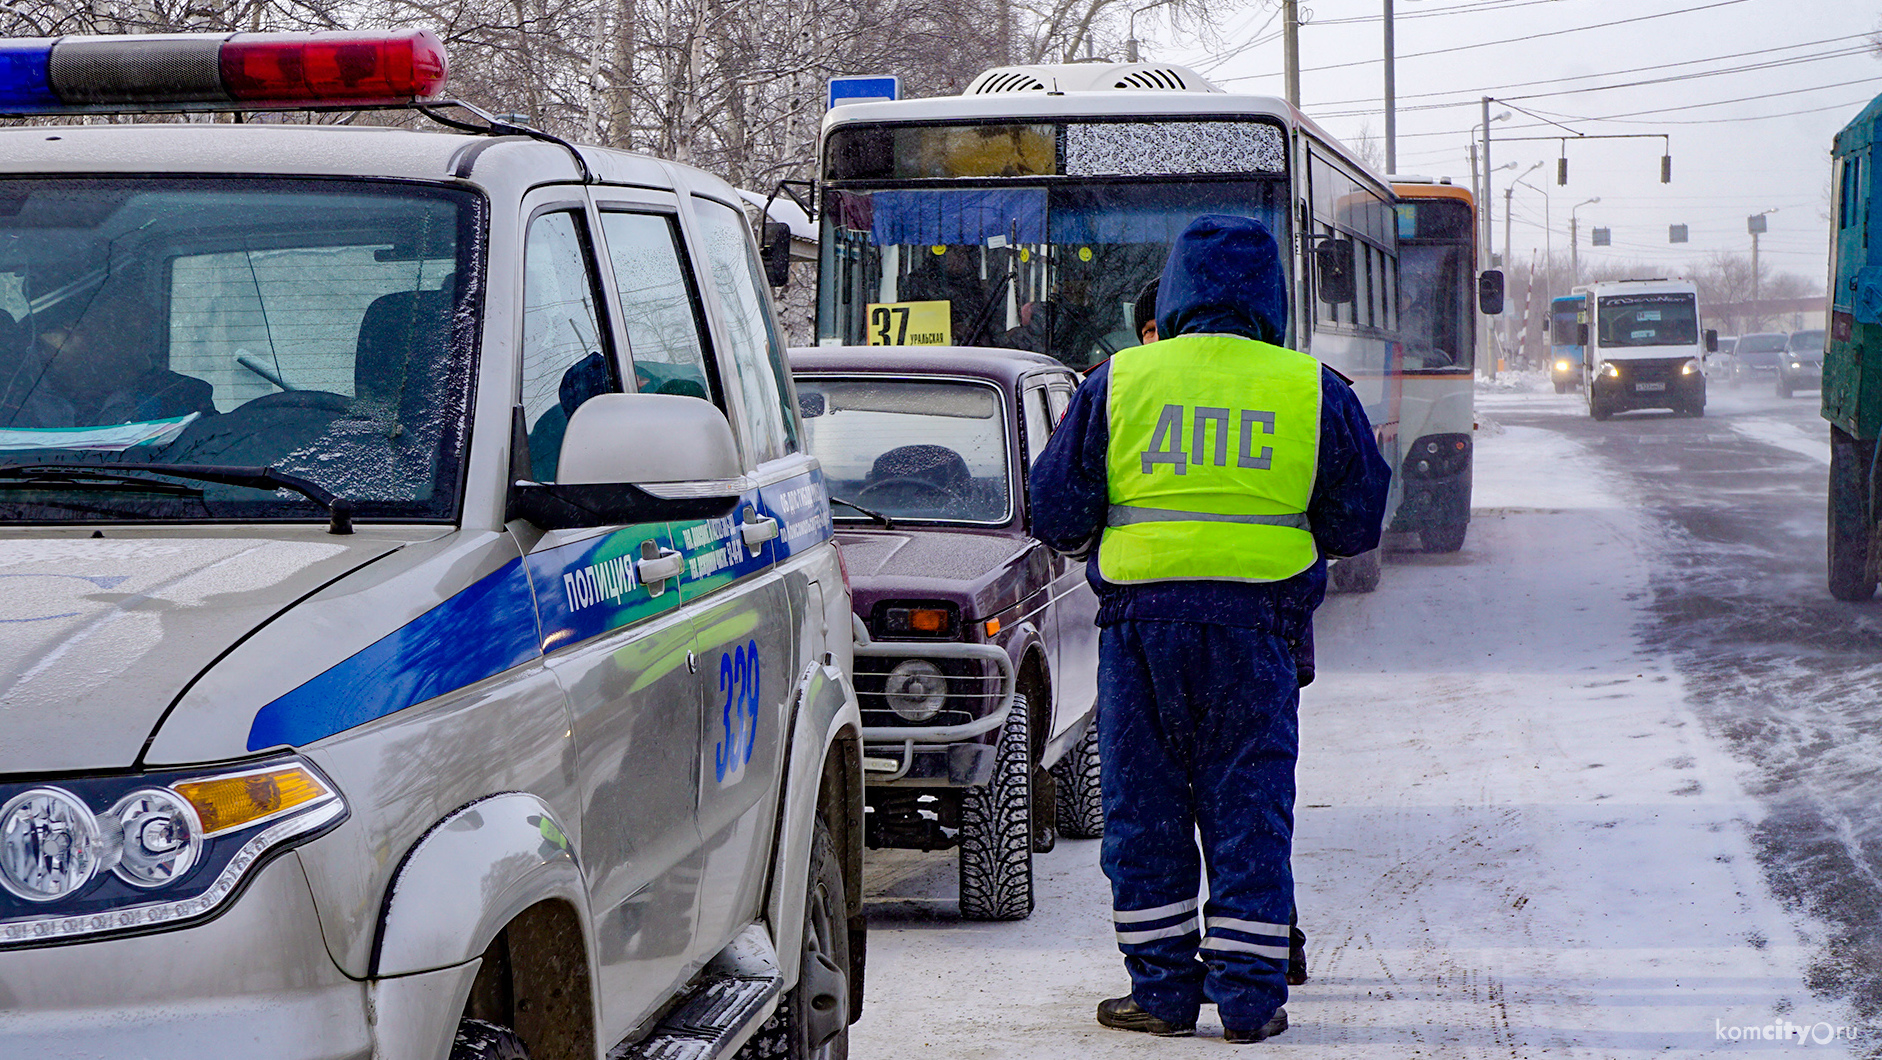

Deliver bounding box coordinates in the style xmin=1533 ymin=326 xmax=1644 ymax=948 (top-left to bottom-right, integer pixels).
xmin=714 ymin=640 xmax=761 ymax=782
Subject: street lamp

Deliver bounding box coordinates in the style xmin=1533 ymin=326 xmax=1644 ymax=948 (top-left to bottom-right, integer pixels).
xmin=1569 ymin=196 xmax=1600 ymax=286
xmin=1473 ymin=109 xmax=1512 ymax=267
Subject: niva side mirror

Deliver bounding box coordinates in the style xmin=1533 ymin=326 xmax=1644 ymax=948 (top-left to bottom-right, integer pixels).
xmin=1477 ymin=270 xmax=1506 ymax=316
xmin=1314 ymin=238 xmax=1355 ymax=305
xmin=761 ymin=221 xmax=792 ymax=289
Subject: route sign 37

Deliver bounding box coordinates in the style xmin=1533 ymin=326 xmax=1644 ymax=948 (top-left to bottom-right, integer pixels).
xmin=866 ymin=300 xmax=952 ymax=345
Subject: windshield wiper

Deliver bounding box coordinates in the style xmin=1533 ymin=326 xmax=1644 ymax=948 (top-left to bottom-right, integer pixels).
xmin=0 ymin=463 xmax=355 ymax=535
xmin=830 ymin=495 xmax=894 ymax=530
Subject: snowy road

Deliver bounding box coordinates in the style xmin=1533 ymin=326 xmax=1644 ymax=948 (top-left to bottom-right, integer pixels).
xmin=850 ymin=374 xmax=1873 ymax=1057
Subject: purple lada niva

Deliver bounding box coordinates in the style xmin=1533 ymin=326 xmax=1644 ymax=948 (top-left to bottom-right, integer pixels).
xmin=791 ymin=345 xmax=1102 ymax=920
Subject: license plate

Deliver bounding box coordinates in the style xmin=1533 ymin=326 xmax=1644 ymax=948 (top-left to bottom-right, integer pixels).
xmin=1635 ymin=382 xmax=1666 ymax=392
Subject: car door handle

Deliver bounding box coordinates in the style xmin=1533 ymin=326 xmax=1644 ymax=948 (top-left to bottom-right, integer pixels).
xmin=637 ymin=543 xmax=685 ymax=592
xmin=741 ymin=511 xmax=780 ymax=552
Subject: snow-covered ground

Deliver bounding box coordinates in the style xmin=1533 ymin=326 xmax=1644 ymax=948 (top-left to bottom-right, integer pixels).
xmin=852 ymin=376 xmax=1855 ymax=1057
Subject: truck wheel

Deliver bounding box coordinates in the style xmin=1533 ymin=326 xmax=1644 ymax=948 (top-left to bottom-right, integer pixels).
xmin=958 ymin=696 xmax=1034 ymax=921
xmin=1829 ymin=426 xmax=1878 ymax=602
xmin=450 ymin=1020 xmax=530 ymax=1060
xmin=738 ymin=814 xmax=852 ymax=1059
xmin=1329 ymin=549 xmax=1381 ymax=593
xmin=1052 ymin=721 xmax=1104 ymax=839
xmin=1554 ymin=381 xmax=1568 ymax=394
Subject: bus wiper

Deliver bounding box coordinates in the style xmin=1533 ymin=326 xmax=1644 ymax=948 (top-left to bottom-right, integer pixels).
xmin=0 ymin=463 xmax=355 ymax=535
xmin=830 ymin=495 xmax=894 ymax=530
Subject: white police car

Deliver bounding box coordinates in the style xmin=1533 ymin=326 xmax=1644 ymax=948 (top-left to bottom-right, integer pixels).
xmin=0 ymin=30 xmax=862 ymax=1060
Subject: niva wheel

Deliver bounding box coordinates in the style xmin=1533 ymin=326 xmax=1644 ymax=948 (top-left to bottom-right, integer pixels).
xmin=1052 ymin=719 xmax=1104 ymax=840
xmin=958 ymin=694 xmax=1034 ymax=920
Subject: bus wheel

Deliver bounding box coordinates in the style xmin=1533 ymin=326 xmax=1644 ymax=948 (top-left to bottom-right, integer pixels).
xmin=1330 ymin=549 xmax=1381 ymax=593
xmin=1554 ymin=381 xmax=1569 ymax=394
xmin=1421 ymin=521 xmax=1467 ymax=553
xmin=1829 ymin=426 xmax=1877 ymax=602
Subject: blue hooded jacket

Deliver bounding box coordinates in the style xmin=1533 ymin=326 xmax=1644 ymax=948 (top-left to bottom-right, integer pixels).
xmin=1027 ymin=215 xmax=1391 ymax=681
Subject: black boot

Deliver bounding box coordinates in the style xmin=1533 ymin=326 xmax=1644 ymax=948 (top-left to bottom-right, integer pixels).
xmin=1224 ymin=1007 xmax=1289 ymax=1044
xmin=1287 ymin=925 xmax=1309 ymax=986
xmin=1095 ymin=996 xmax=1196 ymax=1037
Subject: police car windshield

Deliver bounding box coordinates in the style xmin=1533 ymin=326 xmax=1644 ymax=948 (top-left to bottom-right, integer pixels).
xmin=0 ymin=177 xmax=479 ymax=525
xmin=798 ymin=377 xmax=1011 ymax=525
xmin=817 ymin=180 xmax=1288 ymax=371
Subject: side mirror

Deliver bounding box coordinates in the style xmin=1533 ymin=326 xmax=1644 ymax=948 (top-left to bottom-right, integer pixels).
xmin=1705 ymin=328 xmax=1719 ymax=353
xmin=1314 ymin=238 xmax=1355 ymax=305
xmin=508 ymin=394 xmax=742 ymax=529
xmin=1577 ymin=322 xmax=1590 ymax=347
xmin=1477 ymin=270 xmax=1506 ymax=316
xmin=798 ymin=389 xmax=826 ymax=418
xmin=761 ymin=221 xmax=792 ymax=289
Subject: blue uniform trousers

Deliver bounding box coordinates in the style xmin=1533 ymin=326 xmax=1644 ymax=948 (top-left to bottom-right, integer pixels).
xmin=1098 ymin=619 xmax=1298 ymax=1030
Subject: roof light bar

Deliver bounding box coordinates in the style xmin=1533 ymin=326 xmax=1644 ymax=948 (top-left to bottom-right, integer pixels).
xmin=0 ymin=29 xmax=447 ymax=115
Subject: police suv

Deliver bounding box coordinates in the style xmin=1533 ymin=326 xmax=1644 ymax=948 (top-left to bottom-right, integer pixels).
xmin=0 ymin=30 xmax=863 ymax=1060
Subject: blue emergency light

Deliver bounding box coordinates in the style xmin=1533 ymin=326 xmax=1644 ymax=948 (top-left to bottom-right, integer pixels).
xmin=0 ymin=29 xmax=448 ymax=115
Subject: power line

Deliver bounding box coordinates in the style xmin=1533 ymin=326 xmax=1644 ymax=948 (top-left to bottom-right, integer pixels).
xmin=1213 ymin=0 xmax=1754 ymax=81
xmin=1305 ymin=37 xmax=1872 ymax=112
xmin=1309 ymin=0 xmax=1575 ymax=26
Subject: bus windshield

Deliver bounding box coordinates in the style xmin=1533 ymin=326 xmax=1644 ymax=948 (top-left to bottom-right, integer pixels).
xmin=1397 ymin=242 xmax=1471 ymax=370
xmin=1552 ymin=302 xmax=1583 ymax=346
xmin=1597 ymin=292 xmax=1697 ymax=348
xmin=818 ymin=179 xmax=1289 ymax=371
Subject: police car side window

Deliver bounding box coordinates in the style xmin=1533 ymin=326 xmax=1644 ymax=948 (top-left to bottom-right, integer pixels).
xmin=521 ymin=210 xmax=617 ymax=482
xmin=598 ymin=211 xmax=716 ymax=404
xmin=692 ymin=198 xmax=799 ymax=462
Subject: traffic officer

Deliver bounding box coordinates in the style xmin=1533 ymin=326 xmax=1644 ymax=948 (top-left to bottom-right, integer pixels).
xmin=1029 ymin=214 xmax=1389 ymax=1043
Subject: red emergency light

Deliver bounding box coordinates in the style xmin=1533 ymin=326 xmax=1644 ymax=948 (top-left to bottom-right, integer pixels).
xmin=0 ymin=29 xmax=448 ymax=114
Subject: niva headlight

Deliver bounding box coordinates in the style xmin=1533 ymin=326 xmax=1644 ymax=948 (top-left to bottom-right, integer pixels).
xmin=0 ymin=757 xmax=343 ymax=946
xmin=883 ymin=659 xmax=949 ymax=722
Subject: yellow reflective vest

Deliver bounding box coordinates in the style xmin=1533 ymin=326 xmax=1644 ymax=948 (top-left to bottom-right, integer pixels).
xmin=1099 ymin=333 xmax=1322 ymax=584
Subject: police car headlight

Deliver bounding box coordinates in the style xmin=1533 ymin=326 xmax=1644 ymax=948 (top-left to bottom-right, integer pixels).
xmin=0 ymin=757 xmax=344 ymax=947
xmin=884 ymin=660 xmax=948 ymax=722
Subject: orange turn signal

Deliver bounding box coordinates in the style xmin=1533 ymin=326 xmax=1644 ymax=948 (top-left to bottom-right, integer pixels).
xmin=174 ymin=764 xmax=333 ymax=837
xmin=909 ymin=608 xmax=947 ymax=633
xmin=984 ymin=618 xmax=1002 ymax=636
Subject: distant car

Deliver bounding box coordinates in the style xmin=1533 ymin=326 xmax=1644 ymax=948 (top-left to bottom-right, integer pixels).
xmin=1708 ymin=335 xmax=1738 ymax=381
xmin=1730 ymin=332 xmax=1790 ymax=388
xmin=791 ymin=346 xmax=1103 ymax=921
xmin=1778 ymin=328 xmax=1826 ymax=398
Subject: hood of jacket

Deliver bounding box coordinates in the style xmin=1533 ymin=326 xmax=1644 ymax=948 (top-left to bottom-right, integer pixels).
xmin=1155 ymin=214 xmax=1288 ymax=345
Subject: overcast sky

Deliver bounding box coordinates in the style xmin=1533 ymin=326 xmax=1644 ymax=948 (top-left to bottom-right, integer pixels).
xmin=1150 ymin=0 xmax=1875 ymax=287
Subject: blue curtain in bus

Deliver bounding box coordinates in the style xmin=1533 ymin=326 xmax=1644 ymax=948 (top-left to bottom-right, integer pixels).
xmin=869 ymin=189 xmax=1046 ymax=246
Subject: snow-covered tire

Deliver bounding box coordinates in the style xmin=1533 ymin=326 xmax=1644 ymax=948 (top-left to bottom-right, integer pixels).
xmin=1052 ymin=719 xmax=1104 ymax=839
xmin=1328 ymin=549 xmax=1381 ymax=593
xmin=1829 ymin=426 xmax=1877 ymax=602
xmin=737 ymin=814 xmax=851 ymax=1060
xmin=958 ymin=696 xmax=1034 ymax=920
xmin=450 ymin=1020 xmax=530 ymax=1060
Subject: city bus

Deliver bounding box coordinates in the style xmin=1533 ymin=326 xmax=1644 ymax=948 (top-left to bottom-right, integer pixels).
xmin=1551 ymin=294 xmax=1586 ymax=393
xmin=815 ymin=61 xmax=1403 ymax=591
xmin=1390 ymin=178 xmax=1491 ymax=553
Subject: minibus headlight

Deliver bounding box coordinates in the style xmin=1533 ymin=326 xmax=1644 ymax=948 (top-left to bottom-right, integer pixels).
xmin=1601 ymin=362 xmax=1621 ymax=379
xmin=1682 ymin=360 xmax=1700 ymax=375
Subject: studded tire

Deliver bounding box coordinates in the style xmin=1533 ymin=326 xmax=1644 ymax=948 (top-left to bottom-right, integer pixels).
xmin=1052 ymin=719 xmax=1104 ymax=839
xmin=737 ymin=814 xmax=851 ymax=1060
xmin=449 ymin=1020 xmax=530 ymax=1060
xmin=958 ymin=695 xmax=1034 ymax=921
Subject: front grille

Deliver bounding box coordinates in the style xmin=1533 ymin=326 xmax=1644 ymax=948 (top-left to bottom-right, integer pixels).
xmin=854 ymin=654 xmax=1006 ymax=728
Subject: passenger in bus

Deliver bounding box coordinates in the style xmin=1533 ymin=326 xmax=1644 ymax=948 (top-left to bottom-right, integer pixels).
xmin=1029 ymin=215 xmax=1390 ymax=1045
xmin=1135 ymin=279 xmax=1160 ymax=345
xmin=1 ymin=281 xmax=215 ymax=429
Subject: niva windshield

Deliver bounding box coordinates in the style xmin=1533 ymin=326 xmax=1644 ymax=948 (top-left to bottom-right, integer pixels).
xmin=818 ymin=180 xmax=1288 ymax=371
xmin=799 ymin=377 xmax=1011 ymax=525
xmin=0 ymin=178 xmax=480 ymax=525
xmin=1596 ymin=293 xmax=1697 ymax=349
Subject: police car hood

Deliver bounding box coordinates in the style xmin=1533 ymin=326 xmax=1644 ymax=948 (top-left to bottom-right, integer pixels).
xmin=0 ymin=530 xmax=420 ymax=773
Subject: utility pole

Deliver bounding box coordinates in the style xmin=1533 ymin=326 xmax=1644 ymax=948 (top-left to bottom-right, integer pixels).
xmin=1284 ymin=0 xmax=1301 ymax=109
xmin=1383 ymin=0 xmax=1396 ymax=173
xmin=1481 ymin=98 xmax=1494 ymax=277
